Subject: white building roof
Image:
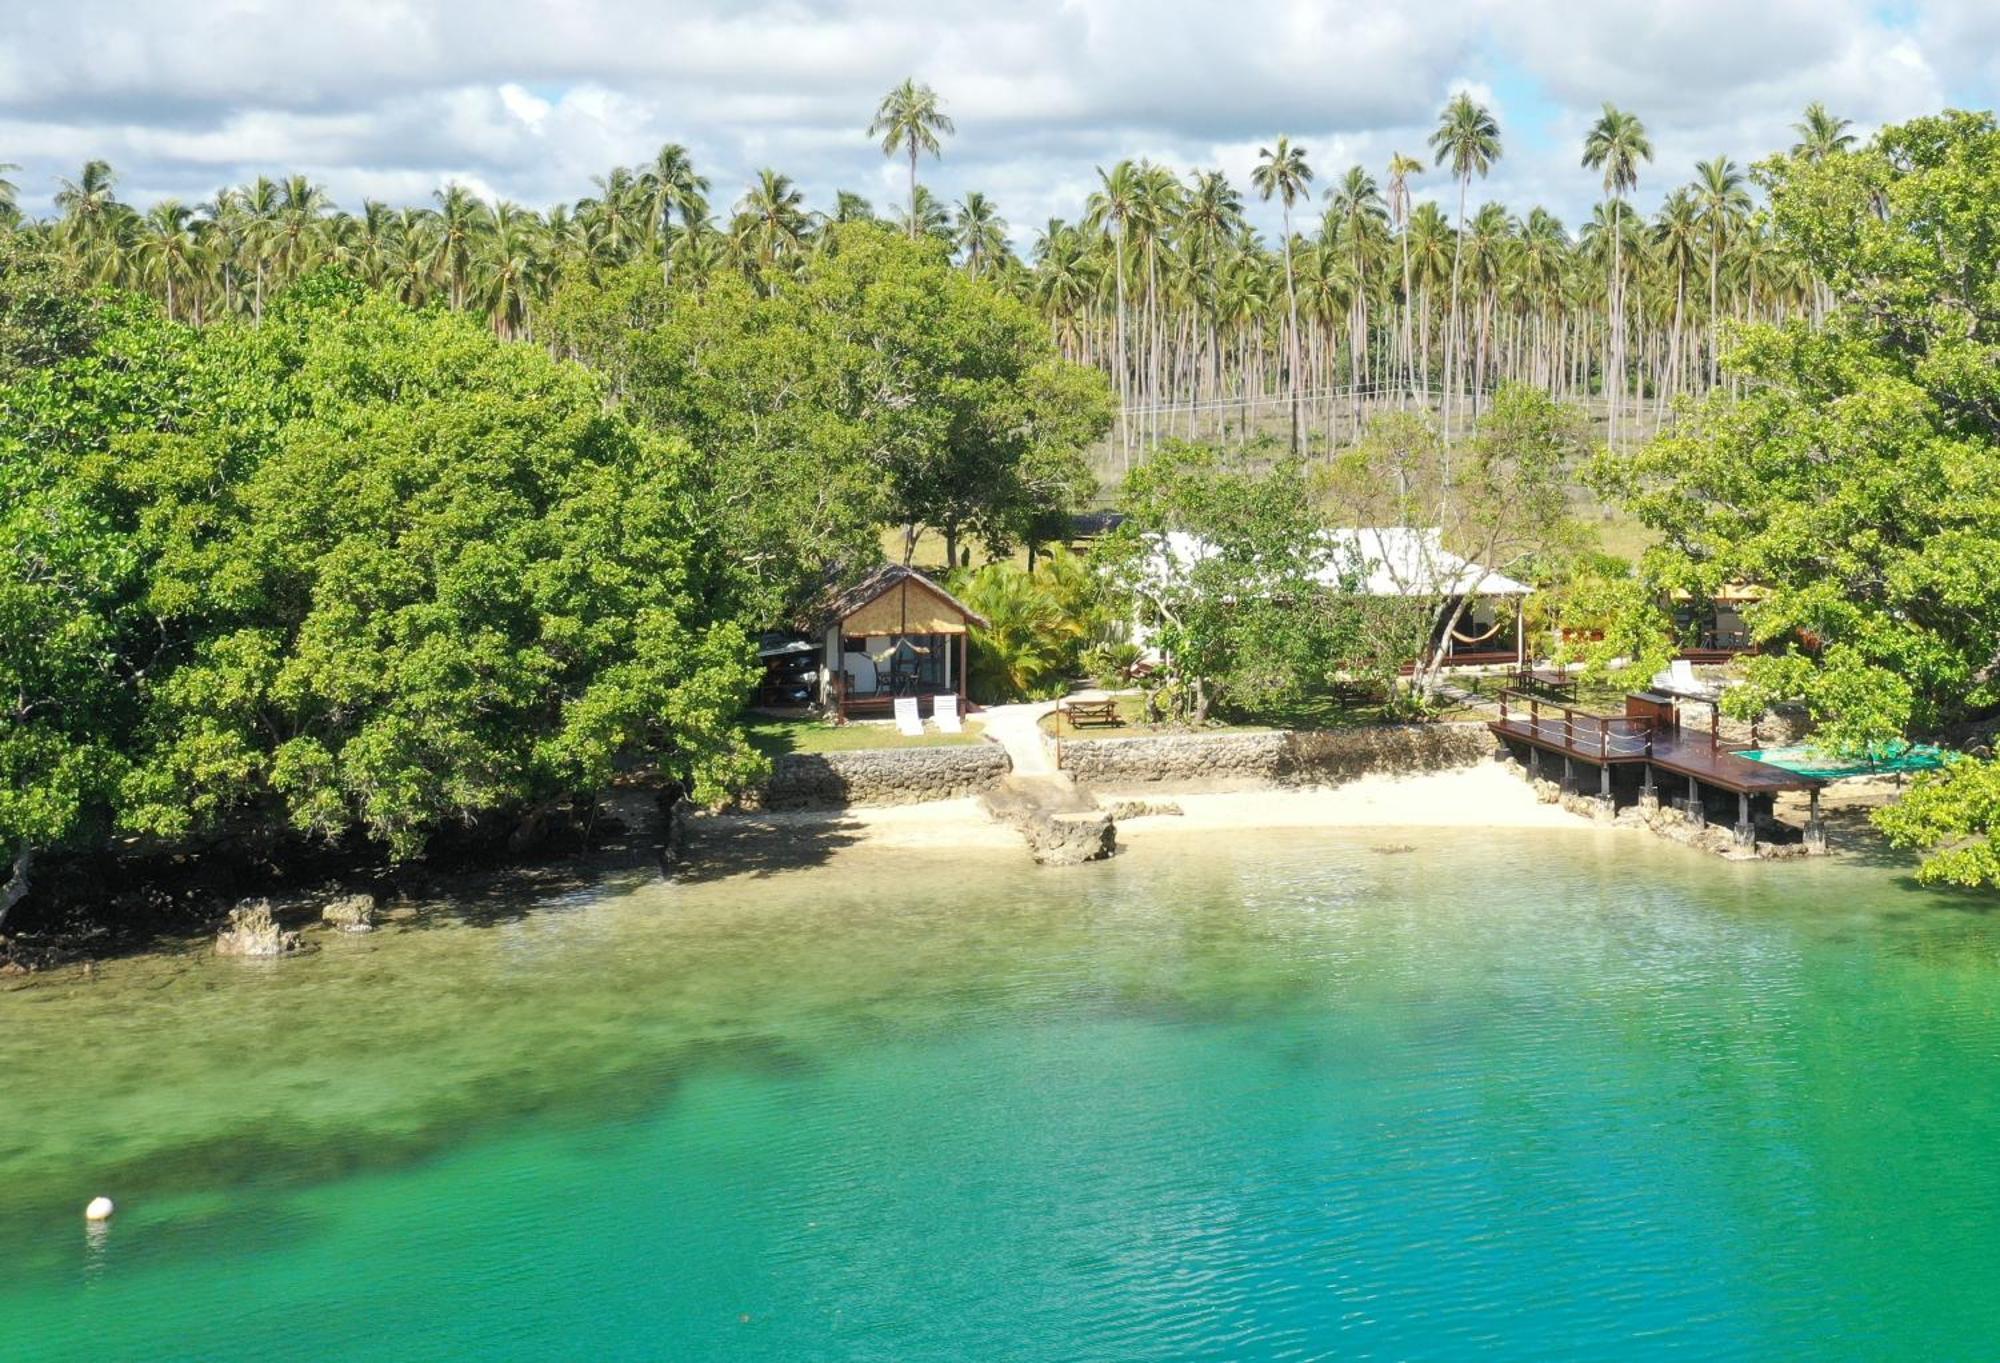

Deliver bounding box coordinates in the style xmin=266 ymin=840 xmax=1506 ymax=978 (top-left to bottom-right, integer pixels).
xmin=1143 ymin=527 xmax=1531 ymax=598
xmin=1316 ymin=527 xmax=1532 ymax=597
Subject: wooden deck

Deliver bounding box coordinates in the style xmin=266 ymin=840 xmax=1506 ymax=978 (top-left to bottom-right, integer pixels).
xmin=1488 ymin=692 xmax=1820 ymax=796
xmin=837 ymin=685 xmax=964 ymax=720
xmin=1677 ymin=645 xmax=1760 ymax=666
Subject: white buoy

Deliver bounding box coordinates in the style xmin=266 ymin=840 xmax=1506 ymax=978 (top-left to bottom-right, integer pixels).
xmin=84 ymin=1196 xmax=115 ymax=1222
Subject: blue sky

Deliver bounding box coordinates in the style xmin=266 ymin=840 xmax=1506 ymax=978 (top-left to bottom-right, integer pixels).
xmin=3 ymin=0 xmax=1994 ymax=244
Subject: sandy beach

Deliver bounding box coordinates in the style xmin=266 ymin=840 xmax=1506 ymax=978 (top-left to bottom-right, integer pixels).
xmin=693 ymin=760 xmax=1589 ymax=862
xmin=1106 ymin=762 xmax=1588 ymax=839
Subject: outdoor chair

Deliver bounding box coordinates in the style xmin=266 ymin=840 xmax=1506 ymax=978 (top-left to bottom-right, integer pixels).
xmin=932 ymin=693 xmax=963 ymax=734
xmin=893 ymin=696 xmax=926 ymax=737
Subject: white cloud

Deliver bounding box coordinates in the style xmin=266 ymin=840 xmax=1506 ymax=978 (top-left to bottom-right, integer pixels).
xmin=0 ymin=0 xmax=1989 ymax=240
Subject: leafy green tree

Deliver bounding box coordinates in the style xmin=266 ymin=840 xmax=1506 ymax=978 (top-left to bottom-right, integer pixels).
xmin=118 ymin=283 xmax=760 ymax=857
xmin=4 ymin=269 xmax=762 ymax=890
xmin=0 ymin=235 xmax=99 ymax=377
xmin=1325 ymin=388 xmax=1584 ymax=696
xmin=553 ymin=225 xmax=1109 ymax=611
xmin=0 ymin=248 xmax=213 ymax=920
xmin=1104 ymin=441 xmax=1356 ymax=723
xmin=1590 ymin=110 xmax=2000 ymax=881
xmin=1876 ymin=758 xmax=2000 ymax=889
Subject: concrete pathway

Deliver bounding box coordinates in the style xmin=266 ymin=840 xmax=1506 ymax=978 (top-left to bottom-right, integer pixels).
xmin=978 ymin=701 xmax=1060 ymax=776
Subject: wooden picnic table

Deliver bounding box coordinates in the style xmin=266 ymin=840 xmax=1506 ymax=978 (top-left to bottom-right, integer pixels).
xmin=1061 ymin=698 xmax=1122 ymax=728
xmin=1513 ymin=665 xmax=1578 ymax=703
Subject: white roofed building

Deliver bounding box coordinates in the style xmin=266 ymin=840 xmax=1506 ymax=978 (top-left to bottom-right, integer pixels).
xmin=1134 ymin=526 xmax=1535 ymax=672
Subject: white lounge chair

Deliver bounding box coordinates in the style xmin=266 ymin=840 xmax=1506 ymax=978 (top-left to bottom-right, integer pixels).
xmin=1668 ymin=658 xmax=1700 ymax=692
xmin=932 ymin=693 xmax=963 ymax=734
xmin=893 ymin=695 xmax=925 ymax=737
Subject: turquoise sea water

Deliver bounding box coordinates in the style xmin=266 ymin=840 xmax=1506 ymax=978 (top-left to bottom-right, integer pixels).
xmin=5 ymin=828 xmax=2000 ymax=1360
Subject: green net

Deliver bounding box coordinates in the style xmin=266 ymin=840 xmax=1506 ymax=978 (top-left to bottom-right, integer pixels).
xmin=1736 ymin=743 xmax=1948 ymax=781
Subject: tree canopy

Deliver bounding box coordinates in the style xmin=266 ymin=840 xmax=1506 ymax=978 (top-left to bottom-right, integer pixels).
xmin=2 ymin=262 xmax=760 ymax=884
xmin=1104 ymin=442 xmax=1359 ymax=723
xmin=1591 ymin=109 xmax=2000 ymax=884
xmin=551 ymin=224 xmax=1110 ymax=614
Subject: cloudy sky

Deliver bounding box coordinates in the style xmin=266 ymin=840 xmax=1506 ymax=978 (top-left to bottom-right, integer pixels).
xmin=4 ymin=0 xmax=1995 ymax=243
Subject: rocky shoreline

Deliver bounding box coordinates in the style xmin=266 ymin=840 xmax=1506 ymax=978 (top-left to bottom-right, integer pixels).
xmin=0 ymin=787 xmax=682 ymax=976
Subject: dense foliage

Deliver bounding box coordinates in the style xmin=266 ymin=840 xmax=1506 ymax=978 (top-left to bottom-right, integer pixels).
xmin=1 ymin=213 xmax=1116 ymax=913
xmin=1322 ymin=386 xmax=1583 ymax=695
xmin=1104 ymin=443 xmax=1363 ymax=723
xmin=950 ymin=550 xmax=1112 ymax=703
xmin=1 ymin=255 xmax=761 ymax=887
xmin=548 ymin=226 xmax=1110 ymax=616
xmin=1592 ymin=110 xmax=2000 ymax=884
xmin=2 ymin=91 xmax=1856 ymax=471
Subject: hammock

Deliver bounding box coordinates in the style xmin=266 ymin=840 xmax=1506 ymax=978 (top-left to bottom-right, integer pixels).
xmin=870 ymin=637 xmax=932 ymax=662
xmin=1449 ymin=617 xmax=1510 ymax=645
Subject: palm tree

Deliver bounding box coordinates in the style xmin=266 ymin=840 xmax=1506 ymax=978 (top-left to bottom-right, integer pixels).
xmin=1324 ymin=166 xmax=1386 ymax=432
xmin=1581 ymin=103 xmax=1652 ymax=447
xmin=23 ymin=96 xmax=1844 ymax=427
xmin=1691 ymin=156 xmax=1750 ymax=385
xmin=869 ymin=78 xmax=955 ymax=239
xmin=54 ymin=159 xmax=124 ymax=280
xmin=642 ymin=143 xmax=709 ymax=284
xmin=833 ymin=191 xmax=876 ymax=223
xmin=1251 ymin=134 xmax=1312 ymax=453
xmin=386 ymin=206 xmax=438 ymax=306
xmin=1181 ymin=170 xmax=1244 ymax=253
xmin=133 ymin=200 xmax=201 ymax=321
xmin=1429 ymin=94 xmax=1501 ymax=442
xmin=732 ymin=169 xmax=810 ymax=283
xmin=578 ymin=166 xmax=646 ymax=266
xmin=1385 ymin=152 xmax=1424 ymax=403
xmin=332 ymin=199 xmax=398 ymax=291
xmin=0 ymin=163 xmax=19 ymax=225
xmin=1516 ymin=208 xmax=1569 ymax=389
xmin=272 ymin=174 xmax=330 ymax=286
xmin=1791 ymin=102 xmax=1856 ymax=162
xmin=236 ymin=176 xmax=281 ymax=320
xmin=893 ymin=184 xmax=951 ymax=241
xmin=1459 ymin=201 xmax=1513 ymax=403
xmin=1652 ymin=187 xmax=1701 ymax=411
xmin=475 ymin=200 xmax=548 ymax=340
xmin=1085 ymin=160 xmax=1144 ymax=467
xmin=952 ymin=191 xmax=1008 ymax=277
xmin=430 ymin=183 xmax=489 ymax=311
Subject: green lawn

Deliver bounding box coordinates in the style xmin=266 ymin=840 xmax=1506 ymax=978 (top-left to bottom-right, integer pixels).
xmin=744 ymin=712 xmax=988 ymax=757
xmin=1038 ymin=691 xmax=1440 ymax=739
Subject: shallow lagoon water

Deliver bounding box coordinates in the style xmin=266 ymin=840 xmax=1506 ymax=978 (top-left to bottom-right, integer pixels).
xmin=5 ymin=827 xmax=2000 ymax=1359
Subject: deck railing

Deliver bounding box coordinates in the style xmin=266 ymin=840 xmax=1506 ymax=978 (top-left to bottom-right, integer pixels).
xmin=1495 ymin=689 xmax=1655 ymax=760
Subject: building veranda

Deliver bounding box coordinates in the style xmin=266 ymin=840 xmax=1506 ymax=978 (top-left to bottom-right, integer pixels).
xmin=804 ymin=565 xmax=990 ymax=721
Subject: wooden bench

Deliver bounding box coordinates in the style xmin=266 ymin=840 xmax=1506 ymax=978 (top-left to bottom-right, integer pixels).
xmin=1061 ymin=698 xmax=1122 ymax=728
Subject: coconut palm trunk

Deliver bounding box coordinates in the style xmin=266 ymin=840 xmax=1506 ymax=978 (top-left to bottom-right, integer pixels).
xmin=1445 ymin=172 xmax=1467 ymax=444
xmin=1281 ymin=206 xmax=1301 ymax=455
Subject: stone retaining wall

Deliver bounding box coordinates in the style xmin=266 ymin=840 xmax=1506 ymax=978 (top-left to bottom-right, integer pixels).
xmin=1057 ymin=722 xmax=1498 ymax=789
xmin=757 ymin=742 xmax=1012 ymax=809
